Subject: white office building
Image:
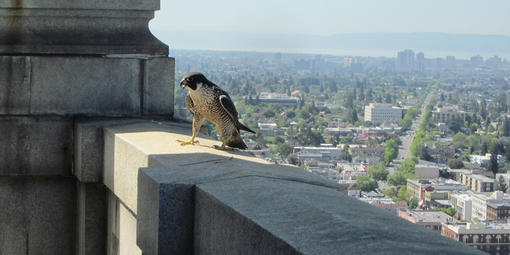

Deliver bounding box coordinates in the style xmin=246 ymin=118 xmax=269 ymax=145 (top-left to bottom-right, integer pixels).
xmin=364 ymin=103 xmax=403 ymax=124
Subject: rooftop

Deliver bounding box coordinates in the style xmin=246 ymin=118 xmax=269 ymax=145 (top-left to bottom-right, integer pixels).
xmin=367 ymin=103 xmax=402 ymax=109
xmin=401 ymin=209 xmax=459 ymax=224
xmin=445 ymin=222 xmax=510 ymax=233
xmin=468 ymin=174 xmax=495 ymax=183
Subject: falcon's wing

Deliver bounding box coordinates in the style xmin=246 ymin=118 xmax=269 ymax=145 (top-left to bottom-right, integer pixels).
xmin=219 ymin=94 xmax=239 ymax=122
xmin=216 ymin=85 xmax=256 ymax=134
xmin=185 ymin=94 xmax=196 ymax=115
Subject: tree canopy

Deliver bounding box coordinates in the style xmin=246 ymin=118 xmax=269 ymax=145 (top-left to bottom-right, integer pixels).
xmin=367 ymin=162 xmax=389 ymax=181
xmin=356 ymin=176 xmax=377 ymax=192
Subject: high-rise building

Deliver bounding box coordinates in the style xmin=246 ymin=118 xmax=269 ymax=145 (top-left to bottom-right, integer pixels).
xmin=344 ymin=57 xmax=363 ymax=72
xmin=396 ymin=49 xmax=415 ymax=71
xmin=344 ymin=57 xmax=355 ymax=68
xmin=486 ymin=56 xmax=502 ymax=68
xmin=471 ymin=55 xmax=484 ymax=67
xmin=416 ymin=52 xmax=425 ymax=72
xmin=446 ymin=56 xmax=456 ymax=70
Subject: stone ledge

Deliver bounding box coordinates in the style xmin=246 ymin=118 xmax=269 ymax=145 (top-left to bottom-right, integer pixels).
xmin=137 ymin=161 xmax=482 ymax=255
xmin=103 ymin=120 xmax=481 ymax=254
xmin=75 ymin=118 xmax=171 ymax=183
xmin=104 ymin=121 xmax=326 ymax=215
xmin=136 ymin=154 xmax=340 ymax=255
xmin=195 ymin=176 xmax=482 ymax=255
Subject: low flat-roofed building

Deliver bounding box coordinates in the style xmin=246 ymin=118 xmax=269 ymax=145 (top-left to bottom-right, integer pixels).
xmin=449 ymin=169 xmax=482 ymax=183
xmin=359 ymin=198 xmax=408 ymax=215
xmin=294 ymin=145 xmax=345 ymax=164
xmin=338 ymin=162 xmax=368 ymax=181
xmin=460 ymin=172 xmax=495 ymax=193
xmin=364 ymin=103 xmax=403 ymax=124
xmin=415 ymin=164 xmax=440 ymax=179
xmin=471 ymin=154 xmax=505 ymax=166
xmin=341 ymin=169 xmax=368 ymax=181
xmin=398 ymin=209 xmax=458 ymax=232
xmin=431 ymin=106 xmax=467 ymax=123
xmin=487 ymin=199 xmax=510 ymax=220
xmin=326 ymin=127 xmax=353 ymax=136
xmin=349 ymin=146 xmax=385 ymax=164
xmin=258 ymin=92 xmax=299 ymax=106
xmin=442 ymin=222 xmax=510 ymax=255
xmin=451 ymin=192 xmax=473 ymax=221
xmin=347 ymin=184 xmax=361 ymax=198
xmin=257 ymin=122 xmax=277 ymax=136
xmin=472 ymin=191 xmax=510 ymax=220
xmin=407 ymin=179 xmax=430 ymax=201
xmin=407 ymin=178 xmax=469 ymax=204
xmin=429 ymin=198 xmax=452 ymax=209
xmin=306 ymin=167 xmax=340 ymax=181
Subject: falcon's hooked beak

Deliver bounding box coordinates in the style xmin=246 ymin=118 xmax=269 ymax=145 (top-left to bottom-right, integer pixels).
xmin=180 ymin=79 xmax=188 ymax=89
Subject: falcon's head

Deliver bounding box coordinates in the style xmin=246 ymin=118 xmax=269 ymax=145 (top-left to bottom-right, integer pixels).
xmin=180 ymin=72 xmax=208 ymax=91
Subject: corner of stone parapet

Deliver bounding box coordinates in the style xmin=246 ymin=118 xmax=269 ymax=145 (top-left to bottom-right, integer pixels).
xmin=103 ymin=120 xmax=347 ymax=213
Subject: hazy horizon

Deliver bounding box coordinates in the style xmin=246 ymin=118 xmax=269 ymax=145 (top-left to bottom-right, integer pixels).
xmin=151 ymin=30 xmax=510 ymax=60
xmin=150 ymin=1 xmax=510 ymax=59
xmin=151 ymin=0 xmax=510 ymax=36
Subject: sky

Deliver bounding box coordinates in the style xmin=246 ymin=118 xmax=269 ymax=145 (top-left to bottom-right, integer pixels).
xmin=150 ymin=0 xmax=510 ymax=36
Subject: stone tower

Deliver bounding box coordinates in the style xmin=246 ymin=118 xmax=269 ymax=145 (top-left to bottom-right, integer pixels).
xmin=0 ymin=1 xmax=173 ymax=254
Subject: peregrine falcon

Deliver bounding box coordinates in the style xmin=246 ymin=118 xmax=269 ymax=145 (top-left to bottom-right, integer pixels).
xmin=177 ymin=72 xmax=255 ymax=150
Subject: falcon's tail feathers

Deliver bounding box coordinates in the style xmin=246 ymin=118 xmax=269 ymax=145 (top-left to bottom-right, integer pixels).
xmin=226 ymin=136 xmax=248 ymax=150
xmin=238 ymin=122 xmax=256 ymax=134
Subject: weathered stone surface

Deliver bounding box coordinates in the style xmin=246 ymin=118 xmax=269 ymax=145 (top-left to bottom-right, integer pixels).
xmin=138 ymin=172 xmax=195 ymax=255
xmin=0 ymin=177 xmax=76 ymax=255
xmin=0 ymin=0 xmax=160 ymax=10
xmin=106 ymin=192 xmax=119 ymax=255
xmin=30 ymin=57 xmax=141 ymax=115
xmin=0 ymin=56 xmax=174 ymax=116
xmin=138 ymin=162 xmax=337 ymax=255
xmin=75 ymin=121 xmax=106 ymax=183
xmin=104 ymin=121 xmax=336 ymax=214
xmin=105 ymin=121 xmax=480 ymax=255
xmin=0 ymin=1 xmax=167 ymax=55
xmin=0 ymin=56 xmax=31 ymax=114
xmin=0 ymin=116 xmax=72 ymax=176
xmin=74 ymin=118 xmax=155 ymax=183
xmin=119 ymin=201 xmax=142 ymax=255
xmin=77 ymin=183 xmax=108 ymax=255
xmin=104 ymin=121 xmax=336 ymax=254
xmin=143 ymin=57 xmax=175 ymax=116
xmin=106 ymin=191 xmax=142 ymax=255
xmin=194 ymin=176 xmax=483 ymax=255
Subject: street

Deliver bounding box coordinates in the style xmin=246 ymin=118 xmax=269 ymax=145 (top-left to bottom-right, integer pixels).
xmin=398 ymin=88 xmax=436 ymax=160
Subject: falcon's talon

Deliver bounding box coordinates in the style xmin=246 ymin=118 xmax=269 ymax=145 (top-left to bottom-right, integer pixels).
xmin=176 ymin=139 xmax=199 ymax=146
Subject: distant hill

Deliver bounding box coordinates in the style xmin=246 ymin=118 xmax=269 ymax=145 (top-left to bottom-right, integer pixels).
xmin=150 ymin=30 xmax=510 ymax=59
